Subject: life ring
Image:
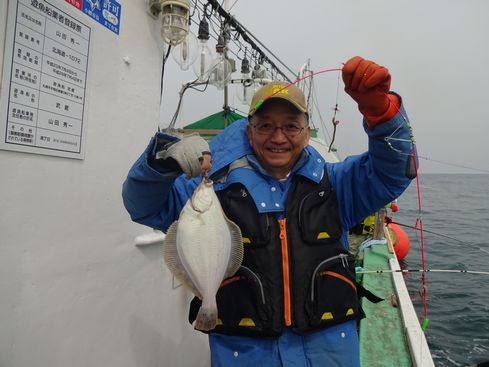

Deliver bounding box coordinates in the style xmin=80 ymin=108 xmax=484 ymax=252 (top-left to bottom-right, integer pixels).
xmin=387 ymin=223 xmax=410 ymax=261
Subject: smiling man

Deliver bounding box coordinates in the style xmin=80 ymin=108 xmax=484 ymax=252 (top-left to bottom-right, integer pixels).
xmin=246 ymin=82 xmax=311 ymax=180
xmin=122 ymin=56 xmax=415 ymax=367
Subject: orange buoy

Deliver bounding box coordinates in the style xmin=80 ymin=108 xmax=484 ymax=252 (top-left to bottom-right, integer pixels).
xmin=388 ymin=223 xmax=410 ymax=261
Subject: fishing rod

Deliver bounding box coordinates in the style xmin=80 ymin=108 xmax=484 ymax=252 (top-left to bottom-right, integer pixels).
xmin=387 ymin=219 xmax=489 ymax=254
xmin=357 ymin=269 xmax=489 ymax=276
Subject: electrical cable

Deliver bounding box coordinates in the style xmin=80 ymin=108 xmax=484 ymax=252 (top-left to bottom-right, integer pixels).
xmin=200 ymin=0 xmax=294 ymax=81
xmin=160 ymin=45 xmax=172 ymax=103
xmin=189 ymin=16 xmax=242 ymax=61
xmin=158 ymin=45 xmax=172 ymax=132
xmin=232 ymin=17 xmax=297 ymax=78
xmin=228 ymin=0 xmax=239 ymax=12
xmin=167 ymin=77 xmax=210 ymax=130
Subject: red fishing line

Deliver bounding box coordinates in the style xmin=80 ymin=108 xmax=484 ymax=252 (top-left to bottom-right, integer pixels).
xmin=259 ymin=67 xmax=429 ymax=326
xmin=253 ymin=68 xmax=342 ymax=110
xmin=390 ymin=103 xmax=429 ymax=325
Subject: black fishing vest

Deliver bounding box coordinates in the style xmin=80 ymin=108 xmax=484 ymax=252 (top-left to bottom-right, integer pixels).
xmin=189 ymin=171 xmax=359 ymax=338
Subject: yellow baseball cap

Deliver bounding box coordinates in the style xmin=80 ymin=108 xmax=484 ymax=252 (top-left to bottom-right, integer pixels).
xmin=248 ymin=81 xmax=308 ymax=117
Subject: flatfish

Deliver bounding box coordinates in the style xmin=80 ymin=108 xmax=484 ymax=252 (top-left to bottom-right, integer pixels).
xmin=163 ymin=178 xmax=244 ymax=331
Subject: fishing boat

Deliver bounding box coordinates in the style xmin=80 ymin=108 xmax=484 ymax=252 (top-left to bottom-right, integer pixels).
xmin=0 ymin=0 xmax=435 ymax=365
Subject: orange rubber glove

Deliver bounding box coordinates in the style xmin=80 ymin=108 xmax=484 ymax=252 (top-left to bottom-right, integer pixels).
xmin=342 ymin=56 xmax=399 ymax=127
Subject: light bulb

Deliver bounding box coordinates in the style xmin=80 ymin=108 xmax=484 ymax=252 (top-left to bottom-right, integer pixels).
xmin=208 ymin=55 xmax=232 ymax=90
xmin=160 ymin=0 xmax=190 ymax=46
xmin=236 ymin=74 xmax=256 ymax=105
xmin=171 ymin=31 xmax=198 ymax=70
xmin=252 ymin=63 xmax=267 ymax=80
xmin=192 ymin=39 xmax=215 ymax=80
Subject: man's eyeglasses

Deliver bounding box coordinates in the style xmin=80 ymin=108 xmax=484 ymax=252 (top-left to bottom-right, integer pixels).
xmin=252 ymin=123 xmax=306 ymax=137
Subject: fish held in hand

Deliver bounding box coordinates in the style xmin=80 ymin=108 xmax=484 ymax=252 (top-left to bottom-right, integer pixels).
xmin=163 ymin=178 xmax=244 ymax=331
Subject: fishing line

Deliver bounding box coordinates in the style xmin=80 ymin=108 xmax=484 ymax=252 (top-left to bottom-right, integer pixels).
xmin=385 ymin=138 xmax=489 ymax=173
xmin=253 ymin=67 xmax=343 ymax=111
xmin=245 ymin=61 xmax=487 ymax=343
xmin=416 ymin=155 xmax=489 ymax=174
xmin=328 ymin=68 xmax=342 ymax=152
xmin=270 ymin=65 xmax=478 ymax=339
xmin=389 ymin=100 xmax=429 ymax=330
xmin=259 ymin=67 xmax=429 ymax=329
xmin=388 ymin=218 xmax=486 ymax=248
xmin=253 ymin=67 xmax=430 ymax=330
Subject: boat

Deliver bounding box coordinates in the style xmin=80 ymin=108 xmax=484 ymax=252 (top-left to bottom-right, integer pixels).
xmin=0 ymin=0 xmax=434 ymax=365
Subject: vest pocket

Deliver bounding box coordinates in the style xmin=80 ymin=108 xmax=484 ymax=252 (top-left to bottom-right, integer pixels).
xmin=306 ymin=254 xmax=359 ymax=327
xmin=298 ymin=189 xmax=342 ymax=245
xmin=198 ymin=266 xmax=273 ymax=335
xmin=217 ymin=185 xmax=271 ymax=247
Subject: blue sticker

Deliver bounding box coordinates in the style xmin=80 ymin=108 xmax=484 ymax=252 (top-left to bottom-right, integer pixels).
xmin=82 ymin=0 xmax=121 ymax=35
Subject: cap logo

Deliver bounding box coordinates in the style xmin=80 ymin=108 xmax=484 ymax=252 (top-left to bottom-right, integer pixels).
xmin=266 ymin=84 xmax=289 ymax=97
xmin=249 ymin=81 xmax=305 ymax=116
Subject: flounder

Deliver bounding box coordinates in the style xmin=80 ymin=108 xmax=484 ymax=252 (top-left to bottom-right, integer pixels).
xmin=163 ymin=178 xmax=244 ymax=331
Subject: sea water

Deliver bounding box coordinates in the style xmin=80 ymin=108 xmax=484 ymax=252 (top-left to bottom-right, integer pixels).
xmin=395 ymin=174 xmax=489 ymax=367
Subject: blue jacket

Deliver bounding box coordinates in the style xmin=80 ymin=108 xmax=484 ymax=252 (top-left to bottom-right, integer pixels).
xmin=122 ymin=101 xmax=413 ymax=367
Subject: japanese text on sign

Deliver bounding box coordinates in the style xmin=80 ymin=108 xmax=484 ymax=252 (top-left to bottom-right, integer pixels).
xmin=0 ymin=0 xmax=91 ymax=159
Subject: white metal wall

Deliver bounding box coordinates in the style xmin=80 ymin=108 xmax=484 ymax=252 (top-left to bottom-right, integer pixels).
xmin=0 ymin=0 xmax=209 ymax=366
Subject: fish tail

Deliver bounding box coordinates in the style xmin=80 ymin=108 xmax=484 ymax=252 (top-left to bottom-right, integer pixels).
xmin=194 ymin=299 xmax=218 ymax=331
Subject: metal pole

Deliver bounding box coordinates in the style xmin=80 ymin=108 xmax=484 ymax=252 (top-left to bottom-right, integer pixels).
xmin=222 ymin=16 xmax=229 ymax=128
xmin=224 ymin=83 xmax=229 ymax=128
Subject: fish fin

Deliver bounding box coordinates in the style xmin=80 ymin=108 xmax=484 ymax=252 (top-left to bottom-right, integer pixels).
xmin=223 ymin=217 xmax=244 ymax=279
xmin=194 ymin=299 xmax=218 ymax=331
xmin=163 ymin=220 xmax=202 ymax=299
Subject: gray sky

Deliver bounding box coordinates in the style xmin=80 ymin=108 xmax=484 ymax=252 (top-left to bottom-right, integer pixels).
xmin=159 ymin=0 xmax=489 ymax=174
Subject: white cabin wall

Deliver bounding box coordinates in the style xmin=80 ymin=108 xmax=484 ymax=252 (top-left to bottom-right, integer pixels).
xmin=0 ymin=1 xmax=209 ymax=366
xmin=1 ymin=0 xmax=7 ymax=80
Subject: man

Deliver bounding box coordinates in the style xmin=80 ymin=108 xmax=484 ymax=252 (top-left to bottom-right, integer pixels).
xmin=122 ymin=56 xmax=414 ymax=366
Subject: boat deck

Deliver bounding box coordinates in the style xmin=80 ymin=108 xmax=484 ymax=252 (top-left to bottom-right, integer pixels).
xmin=358 ymin=244 xmax=412 ymax=366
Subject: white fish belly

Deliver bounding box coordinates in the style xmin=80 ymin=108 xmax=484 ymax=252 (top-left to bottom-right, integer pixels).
xmin=176 ymin=204 xmax=231 ymax=299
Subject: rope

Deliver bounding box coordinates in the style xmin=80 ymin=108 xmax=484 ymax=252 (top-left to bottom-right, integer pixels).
xmin=356 ymin=238 xmax=387 ymax=253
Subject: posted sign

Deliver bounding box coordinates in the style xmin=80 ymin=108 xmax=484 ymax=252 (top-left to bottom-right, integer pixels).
xmin=0 ymin=0 xmax=91 ymax=159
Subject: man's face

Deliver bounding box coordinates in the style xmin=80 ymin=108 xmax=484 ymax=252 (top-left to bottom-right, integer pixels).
xmin=246 ymin=99 xmax=310 ymax=180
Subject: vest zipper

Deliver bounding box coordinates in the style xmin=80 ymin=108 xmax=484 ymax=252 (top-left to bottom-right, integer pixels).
xmin=278 ymin=218 xmax=292 ymax=326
